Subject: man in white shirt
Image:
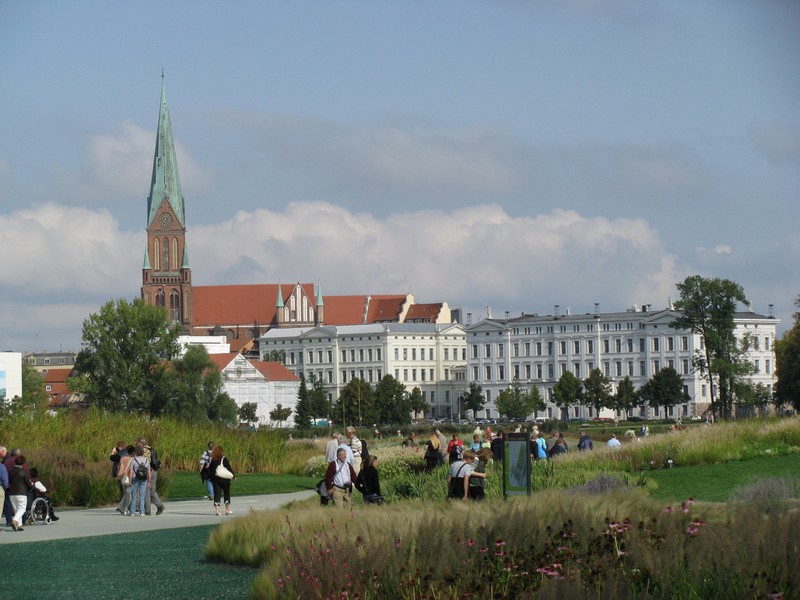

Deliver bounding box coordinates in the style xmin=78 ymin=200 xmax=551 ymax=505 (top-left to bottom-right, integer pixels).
xmin=325 ymin=448 xmax=358 ymax=509
xmin=607 ymin=433 xmax=622 ymax=449
xmin=325 ymin=433 xmax=341 ymax=463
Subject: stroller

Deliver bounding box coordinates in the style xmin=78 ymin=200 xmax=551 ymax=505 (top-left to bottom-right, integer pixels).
xmin=25 ymin=468 xmax=57 ymax=525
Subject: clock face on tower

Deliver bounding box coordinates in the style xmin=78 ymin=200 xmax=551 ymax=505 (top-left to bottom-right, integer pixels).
xmin=159 ymin=212 xmax=173 ymax=228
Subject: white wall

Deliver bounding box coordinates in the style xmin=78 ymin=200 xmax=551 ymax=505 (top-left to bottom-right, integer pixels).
xmin=0 ymin=352 xmax=23 ymax=401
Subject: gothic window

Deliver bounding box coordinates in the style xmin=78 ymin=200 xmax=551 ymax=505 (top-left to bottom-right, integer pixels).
xmin=163 ymin=237 xmax=170 ymax=271
xmin=169 ymin=290 xmax=180 ymax=321
xmin=153 ymin=238 xmax=161 ymax=270
xmin=156 ymin=288 xmax=165 ymax=307
xmin=172 ymin=238 xmax=178 ymax=270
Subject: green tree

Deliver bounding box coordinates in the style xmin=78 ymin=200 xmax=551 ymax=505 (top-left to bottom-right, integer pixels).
xmin=262 ymin=349 xmax=287 ymax=364
xmin=307 ymin=373 xmax=330 ymax=419
xmin=70 ymin=298 xmax=181 ymax=413
xmin=495 ymin=377 xmax=539 ymax=420
xmin=775 ymin=295 xmax=800 ymax=413
xmin=333 ymin=378 xmax=376 ymax=427
xmin=269 ymin=403 xmax=293 ymax=427
xmin=582 ymin=368 xmax=613 ymax=415
xmin=294 ymin=375 xmax=314 ymax=429
xmin=638 ymin=367 xmax=688 ymax=415
xmin=552 ymin=371 xmax=583 ymax=421
xmin=613 ymin=376 xmax=641 ymax=417
xmin=238 ymin=402 xmax=258 ymax=426
xmin=672 ymin=275 xmax=748 ymax=419
xmin=462 ymin=382 xmax=486 ymax=419
xmin=152 ymin=345 xmax=238 ymax=424
xmin=408 ymin=386 xmax=429 ymax=419
xmin=375 ymin=375 xmax=411 ymax=425
xmin=732 ymin=381 xmax=772 ymax=417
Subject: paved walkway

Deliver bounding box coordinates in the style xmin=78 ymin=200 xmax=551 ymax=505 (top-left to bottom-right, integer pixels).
xmin=0 ymin=490 xmax=317 ymax=545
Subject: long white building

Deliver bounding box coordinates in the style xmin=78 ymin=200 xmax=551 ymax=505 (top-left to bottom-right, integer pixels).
xmin=260 ymin=322 xmax=467 ymax=419
xmin=466 ymin=304 xmax=778 ymax=420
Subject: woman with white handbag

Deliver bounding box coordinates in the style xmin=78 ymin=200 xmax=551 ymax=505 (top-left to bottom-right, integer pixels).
xmin=209 ymin=445 xmax=236 ymax=516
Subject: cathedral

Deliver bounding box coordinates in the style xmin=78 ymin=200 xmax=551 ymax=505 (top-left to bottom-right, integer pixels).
xmin=140 ymin=77 xmax=455 ymax=352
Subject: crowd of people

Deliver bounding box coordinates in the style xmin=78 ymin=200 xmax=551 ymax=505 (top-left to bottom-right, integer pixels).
xmin=1 ymin=445 xmax=58 ymax=532
xmin=109 ymin=437 xmax=165 ymax=517
xmin=323 ymin=426 xmax=383 ymax=509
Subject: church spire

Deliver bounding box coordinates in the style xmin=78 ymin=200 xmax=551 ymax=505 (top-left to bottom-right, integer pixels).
xmin=146 ymin=73 xmax=185 ymax=228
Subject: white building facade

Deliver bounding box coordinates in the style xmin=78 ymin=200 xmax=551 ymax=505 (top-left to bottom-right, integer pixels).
xmin=466 ymin=306 xmax=778 ymax=421
xmin=260 ymin=323 xmax=467 ymax=419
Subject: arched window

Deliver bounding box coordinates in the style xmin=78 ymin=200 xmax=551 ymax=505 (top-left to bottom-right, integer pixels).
xmin=163 ymin=237 xmax=170 ymax=272
xmin=156 ymin=288 xmax=165 ymax=308
xmin=153 ymin=238 xmax=161 ymax=270
xmin=172 ymin=238 xmax=178 ymax=271
xmin=169 ymin=289 xmax=180 ymax=321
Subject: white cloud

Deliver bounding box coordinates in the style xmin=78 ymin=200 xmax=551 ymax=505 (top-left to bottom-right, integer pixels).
xmin=86 ymin=121 xmax=214 ymax=198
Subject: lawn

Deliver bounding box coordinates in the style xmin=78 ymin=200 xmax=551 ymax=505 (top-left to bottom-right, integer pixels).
xmin=645 ymin=452 xmax=800 ymax=502
xmin=164 ymin=471 xmax=316 ymax=500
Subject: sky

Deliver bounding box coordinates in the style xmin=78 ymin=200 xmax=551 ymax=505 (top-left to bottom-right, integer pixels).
xmin=1 ymin=0 xmax=798 ymax=354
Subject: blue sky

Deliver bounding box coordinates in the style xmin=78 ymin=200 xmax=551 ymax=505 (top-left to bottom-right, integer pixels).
xmin=1 ymin=0 xmax=798 ymax=353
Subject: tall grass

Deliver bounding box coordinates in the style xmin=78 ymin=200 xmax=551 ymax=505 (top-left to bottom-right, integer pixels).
xmin=204 ymin=489 xmax=799 ymax=599
xmin=0 ymin=407 xmax=290 ymax=506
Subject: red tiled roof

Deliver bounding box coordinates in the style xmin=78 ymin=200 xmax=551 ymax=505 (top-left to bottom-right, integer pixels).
xmin=42 ymin=367 xmax=73 ymax=384
xmin=250 ymin=361 xmax=300 ymax=382
xmin=207 ymin=352 xmax=238 ymax=372
xmin=191 ymin=283 xmax=316 ymax=328
xmin=320 ymin=295 xmax=368 ymax=325
xmin=405 ymin=303 xmax=443 ymax=322
xmin=366 ymin=296 xmax=406 ymax=322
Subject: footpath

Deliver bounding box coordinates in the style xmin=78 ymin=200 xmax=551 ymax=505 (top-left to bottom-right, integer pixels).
xmin=0 ymin=490 xmax=317 ymax=545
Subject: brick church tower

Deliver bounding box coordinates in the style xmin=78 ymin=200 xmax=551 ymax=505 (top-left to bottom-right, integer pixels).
xmin=141 ymin=74 xmax=192 ymax=327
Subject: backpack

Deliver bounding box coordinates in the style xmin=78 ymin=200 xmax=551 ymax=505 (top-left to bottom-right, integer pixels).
xmin=447 ymin=463 xmax=469 ymax=499
xmin=149 ymin=448 xmax=161 ymax=470
xmin=134 ymin=460 xmax=149 ymax=481
xmin=449 ymin=443 xmax=463 ymax=463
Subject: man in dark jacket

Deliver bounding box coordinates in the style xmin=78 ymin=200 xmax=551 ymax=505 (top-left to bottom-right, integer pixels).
xmin=9 ymin=454 xmax=33 ymax=531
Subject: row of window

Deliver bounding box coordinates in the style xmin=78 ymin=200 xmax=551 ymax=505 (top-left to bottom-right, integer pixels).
xmin=292 ymin=346 xmax=467 ymax=365
xmin=473 ymin=336 xmax=696 ymax=359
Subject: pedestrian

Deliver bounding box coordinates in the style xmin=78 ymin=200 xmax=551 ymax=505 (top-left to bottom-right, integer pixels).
xmin=447 ymin=433 xmax=464 ymax=464
xmin=325 ymin=432 xmax=341 ymax=463
xmin=0 ymin=445 xmax=10 ymax=527
xmin=607 ymin=433 xmax=622 ymax=449
xmin=468 ymin=449 xmax=490 ymax=500
xmin=199 ymin=441 xmax=215 ymax=500
xmin=355 ymin=454 xmax=383 ymax=504
xmin=325 ymin=447 xmax=358 ymax=510
xmin=490 ymin=430 xmax=505 ymax=463
xmin=423 ymin=433 xmax=441 ymax=473
xmin=9 ymin=454 xmax=32 ymax=531
xmin=346 ymin=426 xmax=364 ymax=471
xmin=116 ymin=444 xmax=135 ymax=515
xmin=447 ymin=449 xmax=478 ymax=501
xmin=577 ymin=432 xmax=593 ymax=451
xmin=470 ymin=434 xmax=482 ymax=452
xmin=136 ymin=437 xmax=165 ymax=515
xmin=435 ymin=429 xmax=447 ymax=466
xmin=127 ymin=446 xmax=150 ymax=516
xmin=209 ymin=445 xmax=236 ymax=516
xmin=533 ymin=432 xmax=547 ymax=461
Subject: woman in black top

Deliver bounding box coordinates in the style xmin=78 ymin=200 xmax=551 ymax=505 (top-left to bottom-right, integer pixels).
xmin=356 ymin=455 xmax=383 ymax=504
xmin=209 ymin=445 xmax=236 ymax=515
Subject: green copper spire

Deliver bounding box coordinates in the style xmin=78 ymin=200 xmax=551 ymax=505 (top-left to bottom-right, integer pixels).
xmin=276 ymin=283 xmax=284 ymax=308
xmin=142 ymin=246 xmax=151 ymax=269
xmin=316 ymin=283 xmax=324 ymax=307
xmin=182 ymin=242 xmax=190 ymax=269
xmin=146 ymin=73 xmax=185 ymax=228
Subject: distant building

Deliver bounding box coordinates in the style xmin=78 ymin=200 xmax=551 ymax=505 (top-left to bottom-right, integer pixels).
xmin=207 ymin=352 xmax=300 ymax=428
xmin=0 ymin=352 xmax=22 ymax=402
xmin=260 ymin=322 xmax=467 ymax=420
xmin=24 ymin=351 xmax=78 ymax=373
xmin=467 ymin=304 xmax=779 ymax=420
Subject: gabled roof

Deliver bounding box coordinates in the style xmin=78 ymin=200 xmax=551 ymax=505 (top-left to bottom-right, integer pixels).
xmin=405 ymin=302 xmax=443 ymax=322
xmin=250 ymin=360 xmax=300 ymax=382
xmin=206 ymin=352 xmax=298 ymax=382
xmin=366 ymin=295 xmax=406 ymax=322
xmin=42 ymin=367 xmax=73 ymax=384
xmin=320 ymin=295 xmax=368 ymax=325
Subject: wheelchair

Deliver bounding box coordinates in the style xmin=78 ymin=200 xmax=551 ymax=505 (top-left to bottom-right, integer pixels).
xmin=25 ymin=492 xmax=53 ymax=525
